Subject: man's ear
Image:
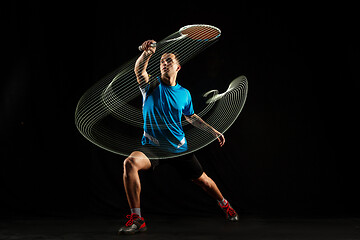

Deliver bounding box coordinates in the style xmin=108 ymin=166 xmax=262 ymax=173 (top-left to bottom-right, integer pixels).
xmin=177 ymin=65 xmax=181 ymax=71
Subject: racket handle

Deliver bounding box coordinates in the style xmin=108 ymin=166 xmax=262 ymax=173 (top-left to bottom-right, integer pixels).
xmin=138 ymin=42 xmax=157 ymax=51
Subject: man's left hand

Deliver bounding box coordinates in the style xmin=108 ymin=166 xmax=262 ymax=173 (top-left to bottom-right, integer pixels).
xmin=214 ymin=130 xmax=225 ymax=147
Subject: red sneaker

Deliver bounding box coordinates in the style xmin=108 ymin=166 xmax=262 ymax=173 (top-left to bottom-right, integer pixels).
xmin=219 ymin=202 xmax=239 ymax=221
xmin=118 ymin=213 xmax=147 ymax=234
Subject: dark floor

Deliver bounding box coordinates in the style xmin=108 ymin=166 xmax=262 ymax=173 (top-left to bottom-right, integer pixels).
xmin=1 ymin=214 xmax=360 ymax=240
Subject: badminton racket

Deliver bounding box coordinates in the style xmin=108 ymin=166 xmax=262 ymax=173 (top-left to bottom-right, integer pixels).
xmin=138 ymin=24 xmax=221 ymax=51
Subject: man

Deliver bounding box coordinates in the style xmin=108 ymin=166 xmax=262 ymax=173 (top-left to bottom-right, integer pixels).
xmin=118 ymin=40 xmax=238 ymax=235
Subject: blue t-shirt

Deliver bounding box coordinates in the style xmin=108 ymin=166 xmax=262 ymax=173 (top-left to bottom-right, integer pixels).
xmin=140 ymin=77 xmax=194 ymax=153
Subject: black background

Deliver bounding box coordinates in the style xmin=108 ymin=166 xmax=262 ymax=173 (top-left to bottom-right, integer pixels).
xmin=2 ymin=1 xmax=358 ymax=219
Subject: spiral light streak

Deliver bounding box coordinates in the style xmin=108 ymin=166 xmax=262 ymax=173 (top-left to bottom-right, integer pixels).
xmin=75 ymin=25 xmax=248 ymax=159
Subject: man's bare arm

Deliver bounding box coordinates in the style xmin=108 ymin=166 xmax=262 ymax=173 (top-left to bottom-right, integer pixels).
xmin=134 ymin=40 xmax=156 ymax=85
xmin=184 ymin=114 xmax=225 ymax=147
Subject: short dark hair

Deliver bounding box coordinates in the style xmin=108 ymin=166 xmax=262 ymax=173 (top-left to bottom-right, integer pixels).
xmin=162 ymin=52 xmax=181 ymax=66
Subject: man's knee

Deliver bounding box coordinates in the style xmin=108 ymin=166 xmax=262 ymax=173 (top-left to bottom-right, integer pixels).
xmin=123 ymin=156 xmax=138 ymax=172
xmin=123 ymin=151 xmax=150 ymax=172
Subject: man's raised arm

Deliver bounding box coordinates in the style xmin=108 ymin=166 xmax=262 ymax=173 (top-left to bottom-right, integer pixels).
xmin=134 ymin=40 xmax=156 ymax=85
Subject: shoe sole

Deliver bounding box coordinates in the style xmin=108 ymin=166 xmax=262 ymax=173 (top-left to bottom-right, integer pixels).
xmin=118 ymin=226 xmax=147 ymax=235
xmin=226 ymin=216 xmax=239 ymax=222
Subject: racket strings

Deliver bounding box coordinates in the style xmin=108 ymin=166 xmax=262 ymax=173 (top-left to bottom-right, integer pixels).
xmin=180 ymin=25 xmax=221 ymax=40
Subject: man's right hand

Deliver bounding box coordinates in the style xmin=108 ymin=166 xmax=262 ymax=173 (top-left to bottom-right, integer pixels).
xmin=135 ymin=40 xmax=156 ymax=84
xmin=141 ymin=40 xmax=156 ymax=55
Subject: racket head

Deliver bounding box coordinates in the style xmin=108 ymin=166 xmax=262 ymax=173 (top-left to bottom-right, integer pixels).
xmin=179 ymin=24 xmax=221 ymax=41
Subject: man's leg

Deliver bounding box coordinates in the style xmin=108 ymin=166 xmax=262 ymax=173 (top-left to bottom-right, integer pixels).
xmin=123 ymin=151 xmax=152 ymax=210
xmin=119 ymin=151 xmax=151 ymax=235
xmin=192 ymin=172 xmax=223 ymax=201
xmin=193 ymin=172 xmax=239 ymax=221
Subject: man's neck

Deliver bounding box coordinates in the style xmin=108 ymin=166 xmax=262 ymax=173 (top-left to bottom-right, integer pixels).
xmin=161 ymin=75 xmax=177 ymax=86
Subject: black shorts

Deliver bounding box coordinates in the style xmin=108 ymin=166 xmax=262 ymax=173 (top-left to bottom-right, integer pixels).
xmin=135 ymin=145 xmax=204 ymax=180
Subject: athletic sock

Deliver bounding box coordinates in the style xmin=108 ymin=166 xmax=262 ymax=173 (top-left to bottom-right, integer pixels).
xmin=130 ymin=208 xmax=141 ymax=217
xmin=217 ymin=198 xmax=228 ymax=207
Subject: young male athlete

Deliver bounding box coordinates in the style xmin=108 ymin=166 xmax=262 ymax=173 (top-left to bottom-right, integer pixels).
xmin=118 ymin=40 xmax=238 ymax=235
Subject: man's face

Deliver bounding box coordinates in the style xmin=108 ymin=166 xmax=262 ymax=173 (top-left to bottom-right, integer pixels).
xmin=160 ymin=53 xmax=181 ymax=78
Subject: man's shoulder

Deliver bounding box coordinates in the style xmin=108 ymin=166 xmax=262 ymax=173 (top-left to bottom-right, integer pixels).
xmin=179 ymin=85 xmax=191 ymax=96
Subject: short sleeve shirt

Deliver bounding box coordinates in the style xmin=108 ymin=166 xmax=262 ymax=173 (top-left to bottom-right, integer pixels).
xmin=140 ymin=77 xmax=194 ymax=153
